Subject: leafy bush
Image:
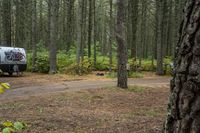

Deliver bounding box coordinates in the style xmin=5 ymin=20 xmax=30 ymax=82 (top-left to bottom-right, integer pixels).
xmin=57 ymin=51 xmax=74 ymax=72
xmin=26 ymin=48 xmax=173 ymax=75
xmin=142 ymin=59 xmax=156 ymax=71
xmin=63 ymin=57 xmax=93 ymax=75
xmin=27 ymin=51 xmax=49 ymax=73
xmin=163 ymin=56 xmax=173 ymax=75
xmin=34 ymin=54 xmax=50 ymax=73
xmin=95 ymin=56 xmax=117 ymax=71
xmin=0 ymin=121 xmax=26 ymax=133
xmin=127 ymin=59 xmax=156 ymax=72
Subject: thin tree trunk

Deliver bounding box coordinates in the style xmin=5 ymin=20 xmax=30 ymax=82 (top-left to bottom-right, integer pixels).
xmin=76 ymin=0 xmax=84 ymax=68
xmin=32 ymin=0 xmax=37 ymax=72
xmin=116 ymin=0 xmax=128 ymax=89
xmin=87 ymin=0 xmax=92 ymax=58
xmin=2 ymin=0 xmax=11 ymax=46
xmin=109 ymin=0 xmax=113 ymax=72
xmin=156 ymin=0 xmax=164 ymax=75
xmin=48 ymin=0 xmax=59 ymax=74
xmin=130 ymin=0 xmax=139 ymax=60
xmin=93 ymin=0 xmax=97 ymax=67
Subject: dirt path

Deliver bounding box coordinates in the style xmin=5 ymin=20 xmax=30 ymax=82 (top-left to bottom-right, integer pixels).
xmin=0 ymin=76 xmax=170 ymax=101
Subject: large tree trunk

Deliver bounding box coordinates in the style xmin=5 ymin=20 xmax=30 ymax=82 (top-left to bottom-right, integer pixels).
xmin=164 ymin=0 xmax=200 ymax=132
xmin=116 ymin=0 xmax=128 ymax=88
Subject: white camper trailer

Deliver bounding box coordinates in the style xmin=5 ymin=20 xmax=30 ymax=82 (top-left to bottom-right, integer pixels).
xmin=0 ymin=47 xmax=27 ymax=75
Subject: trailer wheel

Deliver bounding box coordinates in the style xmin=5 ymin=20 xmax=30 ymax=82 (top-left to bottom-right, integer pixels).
xmin=8 ymin=72 xmax=13 ymax=76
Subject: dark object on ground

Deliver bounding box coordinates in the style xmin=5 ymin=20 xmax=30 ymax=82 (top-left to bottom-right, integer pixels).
xmin=96 ymin=73 xmax=105 ymax=76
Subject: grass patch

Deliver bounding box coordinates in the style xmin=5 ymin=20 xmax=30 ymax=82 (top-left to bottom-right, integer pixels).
xmin=82 ymin=95 xmax=104 ymax=103
xmin=123 ymin=109 xmax=160 ymax=119
xmin=128 ymin=72 xmax=144 ymax=78
xmin=141 ymin=109 xmax=160 ymax=117
xmin=106 ymin=86 xmax=145 ymax=93
xmin=105 ymin=72 xmax=117 ymax=78
xmin=128 ymin=86 xmax=145 ymax=93
xmin=106 ymin=72 xmax=144 ymax=79
xmin=36 ymin=106 xmax=44 ymax=113
xmin=0 ymin=103 xmax=25 ymax=110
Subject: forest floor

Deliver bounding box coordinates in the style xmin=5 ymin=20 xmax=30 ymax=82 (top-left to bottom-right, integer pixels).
xmin=0 ymin=72 xmax=170 ymax=133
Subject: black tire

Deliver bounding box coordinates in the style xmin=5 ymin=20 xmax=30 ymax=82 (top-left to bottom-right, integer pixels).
xmin=8 ymin=72 xmax=13 ymax=76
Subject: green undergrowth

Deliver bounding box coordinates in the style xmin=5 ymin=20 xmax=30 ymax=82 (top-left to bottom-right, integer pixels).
xmin=0 ymin=121 xmax=26 ymax=133
xmin=0 ymin=83 xmax=26 ymax=133
xmin=106 ymin=71 xmax=144 ymax=79
xmin=26 ymin=48 xmax=173 ymax=75
xmin=107 ymin=86 xmax=146 ymax=93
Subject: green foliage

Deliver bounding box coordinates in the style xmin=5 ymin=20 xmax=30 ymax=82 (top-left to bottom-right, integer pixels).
xmin=26 ymin=48 xmax=173 ymax=75
xmin=0 ymin=85 xmax=26 ymax=133
xmin=63 ymin=57 xmax=93 ymax=75
xmin=164 ymin=56 xmax=173 ymax=64
xmin=35 ymin=54 xmax=49 ymax=73
xmin=106 ymin=71 xmax=143 ymax=78
xmin=0 ymin=121 xmax=26 ymax=133
xmin=95 ymin=56 xmax=117 ymax=71
xmin=27 ymin=51 xmax=49 ymax=73
xmin=13 ymin=122 xmax=25 ymax=130
xmin=105 ymin=72 xmax=117 ymax=78
xmin=141 ymin=59 xmax=156 ymax=71
xmin=57 ymin=51 xmax=75 ymax=72
xmin=128 ymin=72 xmax=144 ymax=78
xmin=36 ymin=40 xmax=46 ymax=52
xmin=128 ymin=86 xmax=145 ymax=93
xmin=163 ymin=56 xmax=173 ymax=75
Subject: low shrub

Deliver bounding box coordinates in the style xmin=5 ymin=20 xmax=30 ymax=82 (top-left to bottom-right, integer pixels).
xmin=0 ymin=121 xmax=26 ymax=133
xmin=95 ymin=56 xmax=117 ymax=71
xmin=34 ymin=54 xmax=50 ymax=73
xmin=63 ymin=58 xmax=93 ymax=75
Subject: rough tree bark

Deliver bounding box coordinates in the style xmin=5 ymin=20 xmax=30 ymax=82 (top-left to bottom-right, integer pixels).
xmin=130 ymin=0 xmax=139 ymax=59
xmin=116 ymin=0 xmax=128 ymax=88
xmin=156 ymin=0 xmax=164 ymax=75
xmin=48 ymin=0 xmax=59 ymax=74
xmin=109 ymin=0 xmax=113 ymax=72
xmin=164 ymin=0 xmax=200 ymax=132
xmin=87 ymin=0 xmax=92 ymax=58
xmin=66 ymin=0 xmax=75 ymax=52
xmin=2 ymin=0 xmax=11 ymax=46
xmin=93 ymin=0 xmax=97 ymax=67
xmin=32 ymin=0 xmax=37 ymax=72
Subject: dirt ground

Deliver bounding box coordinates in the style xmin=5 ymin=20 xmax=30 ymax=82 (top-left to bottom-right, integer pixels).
xmin=0 ymin=72 xmax=165 ymax=88
xmin=0 ymin=73 xmax=170 ymax=133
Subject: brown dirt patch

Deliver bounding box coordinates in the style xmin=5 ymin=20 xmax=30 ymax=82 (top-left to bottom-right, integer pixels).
xmin=0 ymin=86 xmax=170 ymax=133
